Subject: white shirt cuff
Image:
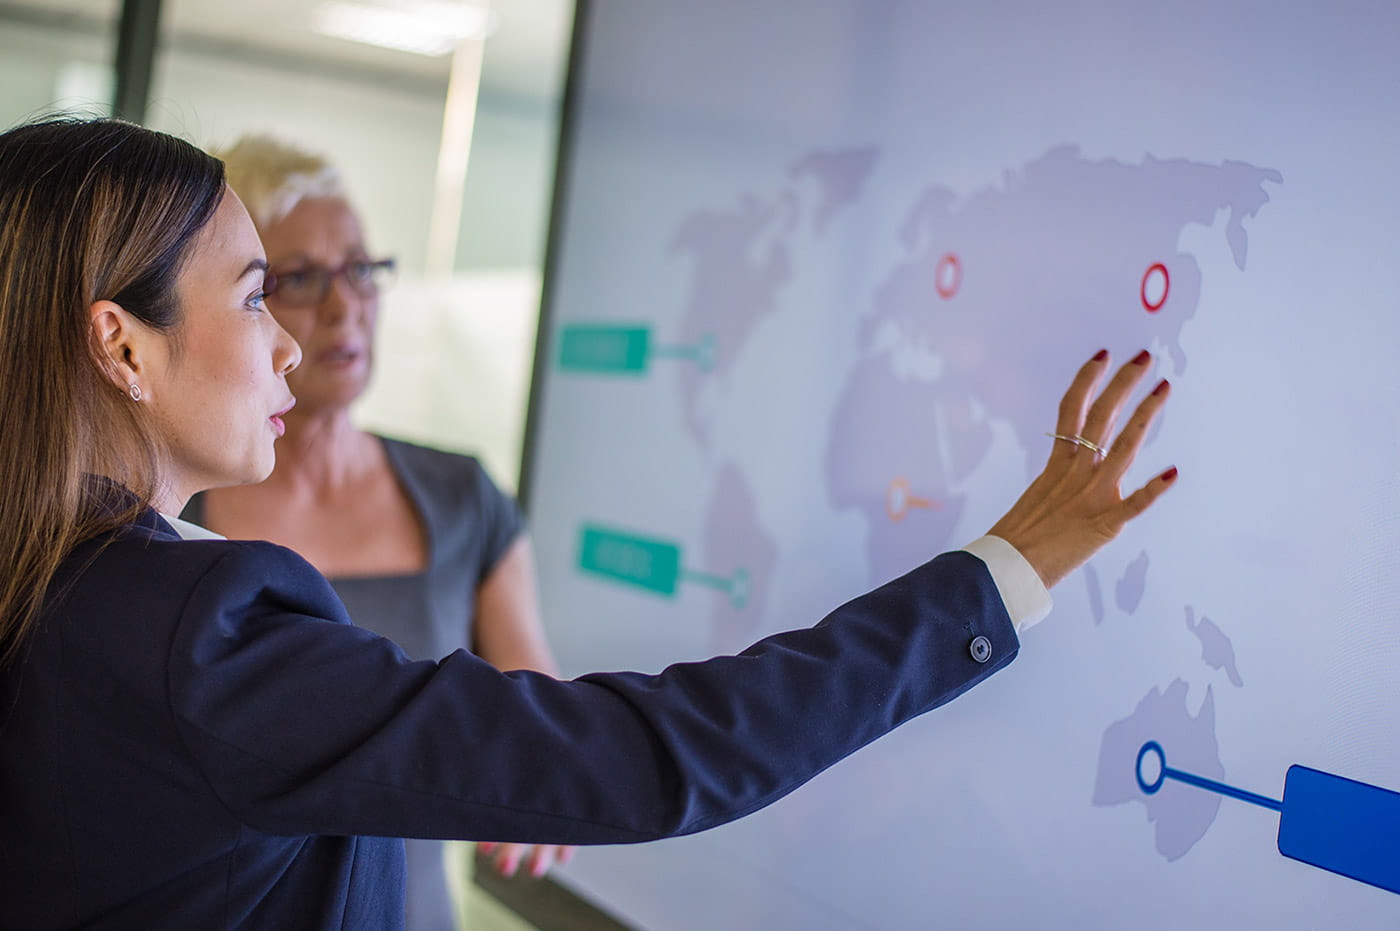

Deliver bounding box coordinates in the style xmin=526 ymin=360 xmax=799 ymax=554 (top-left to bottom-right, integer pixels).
xmin=961 ymin=535 xmax=1052 ymax=632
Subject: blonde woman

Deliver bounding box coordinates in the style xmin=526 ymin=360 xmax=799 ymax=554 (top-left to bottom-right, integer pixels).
xmin=178 ymin=135 xmax=569 ymax=927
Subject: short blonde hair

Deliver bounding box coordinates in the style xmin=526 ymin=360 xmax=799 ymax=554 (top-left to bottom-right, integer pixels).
xmin=212 ymin=134 xmax=346 ymax=229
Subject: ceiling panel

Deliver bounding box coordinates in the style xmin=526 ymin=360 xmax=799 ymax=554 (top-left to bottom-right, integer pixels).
xmin=2 ymin=0 xmax=571 ymax=99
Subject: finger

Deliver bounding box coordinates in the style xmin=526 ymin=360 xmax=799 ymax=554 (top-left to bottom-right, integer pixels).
xmin=495 ymin=845 xmax=524 ymax=877
xmin=1103 ymin=378 xmax=1169 ymax=479
xmin=1050 ymin=349 xmax=1110 ymax=465
xmin=1119 ymin=466 xmax=1179 ymax=521
xmin=1080 ymin=349 xmax=1153 ymax=447
xmin=558 ymin=845 xmax=576 ymax=866
xmin=528 ymin=846 xmax=556 ymax=879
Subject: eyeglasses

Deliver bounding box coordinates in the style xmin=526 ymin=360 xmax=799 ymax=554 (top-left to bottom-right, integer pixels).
xmin=266 ymin=257 xmax=397 ymax=308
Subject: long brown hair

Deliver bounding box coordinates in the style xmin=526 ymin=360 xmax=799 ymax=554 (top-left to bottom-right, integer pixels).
xmin=0 ymin=118 xmax=225 ymax=667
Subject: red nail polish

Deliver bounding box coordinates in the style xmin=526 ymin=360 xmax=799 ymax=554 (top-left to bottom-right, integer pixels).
xmin=1092 ymin=349 xmax=1108 ymax=362
xmin=1161 ymin=466 xmax=1178 ymax=482
xmin=1153 ymin=379 xmax=1170 ymax=396
xmin=1132 ymin=349 xmax=1151 ymax=366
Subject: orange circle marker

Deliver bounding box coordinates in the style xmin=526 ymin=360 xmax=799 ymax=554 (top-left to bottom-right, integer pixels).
xmin=886 ymin=477 xmax=940 ymax=522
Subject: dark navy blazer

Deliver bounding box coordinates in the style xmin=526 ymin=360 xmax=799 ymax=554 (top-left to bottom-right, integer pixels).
xmin=0 ymin=509 xmax=1018 ymax=929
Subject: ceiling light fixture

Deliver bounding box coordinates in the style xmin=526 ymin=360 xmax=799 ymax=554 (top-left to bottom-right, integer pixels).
xmin=311 ymin=1 xmax=498 ymax=57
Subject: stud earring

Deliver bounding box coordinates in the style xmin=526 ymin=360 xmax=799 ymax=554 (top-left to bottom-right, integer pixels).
xmin=128 ymin=384 xmax=142 ymax=402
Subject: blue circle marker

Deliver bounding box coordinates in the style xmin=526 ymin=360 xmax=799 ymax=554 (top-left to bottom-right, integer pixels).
xmin=1136 ymin=740 xmax=1166 ymax=795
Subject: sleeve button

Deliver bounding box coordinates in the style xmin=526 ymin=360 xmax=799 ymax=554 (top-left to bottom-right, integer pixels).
xmin=969 ymin=635 xmax=992 ymax=663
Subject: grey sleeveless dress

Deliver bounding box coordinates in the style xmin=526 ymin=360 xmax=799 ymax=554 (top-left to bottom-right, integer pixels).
xmin=184 ymin=435 xmax=524 ymax=930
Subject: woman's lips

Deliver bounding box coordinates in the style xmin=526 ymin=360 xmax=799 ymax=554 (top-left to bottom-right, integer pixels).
xmin=317 ymin=345 xmax=363 ymax=367
xmin=270 ymin=400 xmax=295 ymax=437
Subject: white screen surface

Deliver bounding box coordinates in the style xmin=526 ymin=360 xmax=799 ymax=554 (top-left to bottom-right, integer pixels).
xmin=523 ymin=2 xmax=1400 ymax=926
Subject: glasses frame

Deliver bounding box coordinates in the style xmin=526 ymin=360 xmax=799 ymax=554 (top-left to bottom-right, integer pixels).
xmin=265 ymin=257 xmax=398 ymax=308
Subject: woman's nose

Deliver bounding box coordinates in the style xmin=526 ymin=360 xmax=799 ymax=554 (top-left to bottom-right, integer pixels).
xmin=319 ymin=274 xmax=363 ymax=323
xmin=276 ymin=321 xmax=303 ymax=375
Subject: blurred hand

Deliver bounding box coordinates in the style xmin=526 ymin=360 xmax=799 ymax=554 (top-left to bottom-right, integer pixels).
xmin=988 ymin=349 xmax=1176 ymax=589
xmin=477 ymin=842 xmax=575 ymax=880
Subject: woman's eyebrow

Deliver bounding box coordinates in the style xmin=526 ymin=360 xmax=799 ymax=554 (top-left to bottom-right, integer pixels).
xmin=237 ymin=258 xmax=269 ymax=282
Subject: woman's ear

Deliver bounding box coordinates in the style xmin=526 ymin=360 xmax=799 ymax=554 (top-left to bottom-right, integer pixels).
xmin=89 ymin=300 xmax=149 ymax=397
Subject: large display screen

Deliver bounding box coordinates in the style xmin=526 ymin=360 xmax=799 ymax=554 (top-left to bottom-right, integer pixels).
xmin=521 ymin=1 xmax=1400 ymax=926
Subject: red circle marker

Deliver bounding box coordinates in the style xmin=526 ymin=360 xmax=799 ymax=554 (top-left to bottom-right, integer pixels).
xmin=1141 ymin=262 xmax=1169 ymax=313
xmin=935 ymin=253 xmax=961 ymax=299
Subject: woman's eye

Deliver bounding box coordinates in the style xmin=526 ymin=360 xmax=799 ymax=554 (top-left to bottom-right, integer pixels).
xmin=248 ymin=291 xmax=269 ymax=311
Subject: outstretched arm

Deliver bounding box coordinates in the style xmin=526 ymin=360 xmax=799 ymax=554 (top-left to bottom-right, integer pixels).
xmin=167 ymin=349 xmax=1174 ymax=847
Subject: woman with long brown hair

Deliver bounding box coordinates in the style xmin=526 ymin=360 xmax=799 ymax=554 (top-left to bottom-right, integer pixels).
xmin=0 ymin=116 xmax=1176 ymax=929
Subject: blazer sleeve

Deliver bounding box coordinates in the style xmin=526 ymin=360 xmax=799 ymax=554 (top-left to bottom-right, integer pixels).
xmin=166 ymin=542 xmax=1018 ymax=845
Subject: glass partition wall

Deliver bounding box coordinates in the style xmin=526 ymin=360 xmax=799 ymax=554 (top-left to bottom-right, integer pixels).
xmin=0 ymin=2 xmax=119 ymax=126
xmin=0 ymin=0 xmax=569 ymax=491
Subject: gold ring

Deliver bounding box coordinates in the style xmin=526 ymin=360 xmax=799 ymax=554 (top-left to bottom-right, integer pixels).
xmin=1045 ymin=432 xmax=1108 ymax=457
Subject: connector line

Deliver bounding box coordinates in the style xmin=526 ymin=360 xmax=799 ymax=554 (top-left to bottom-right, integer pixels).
xmin=1136 ymin=741 xmax=1281 ymax=810
xmin=651 ymin=334 xmax=716 ymax=371
xmin=680 ymin=568 xmax=750 ymax=609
